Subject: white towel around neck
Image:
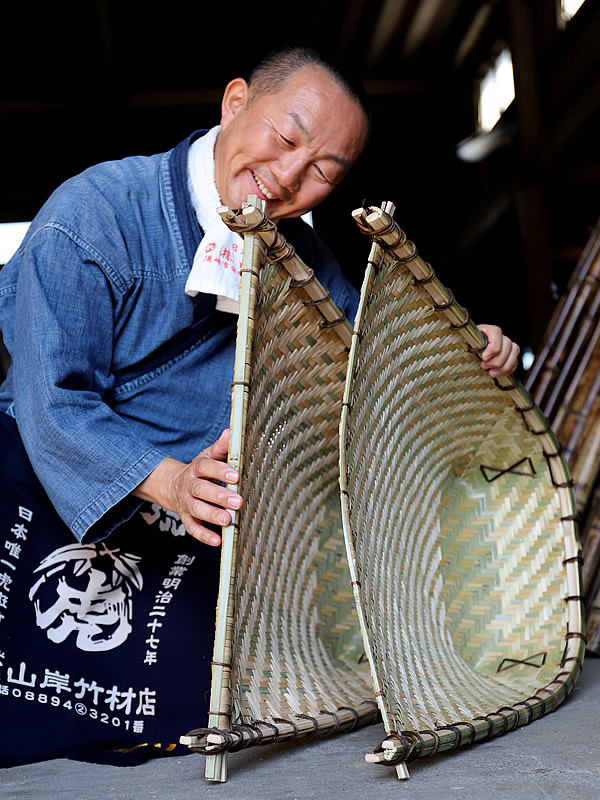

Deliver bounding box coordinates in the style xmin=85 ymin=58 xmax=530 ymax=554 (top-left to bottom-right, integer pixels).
xmin=185 ymin=126 xmax=243 ymax=314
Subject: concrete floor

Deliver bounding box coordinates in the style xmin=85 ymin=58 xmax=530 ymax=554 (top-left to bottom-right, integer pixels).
xmin=2 ymin=657 xmax=599 ymax=800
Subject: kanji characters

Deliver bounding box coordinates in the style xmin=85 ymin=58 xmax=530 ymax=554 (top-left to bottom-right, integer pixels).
xmin=40 ymin=669 xmax=72 ymax=693
xmin=105 ymin=685 xmax=136 ymax=714
xmin=136 ymin=688 xmax=157 ymax=716
xmin=4 ymin=541 xmax=21 ymax=559
xmin=73 ymin=678 xmax=105 ymax=704
xmin=10 ymin=523 xmax=27 ymax=540
xmin=18 ymin=507 xmax=33 ymax=522
xmin=0 ymin=573 xmax=13 ymax=590
xmin=7 ymin=661 xmax=37 ymax=687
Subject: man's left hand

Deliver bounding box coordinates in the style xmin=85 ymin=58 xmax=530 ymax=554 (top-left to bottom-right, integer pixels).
xmin=477 ymin=324 xmax=520 ymax=378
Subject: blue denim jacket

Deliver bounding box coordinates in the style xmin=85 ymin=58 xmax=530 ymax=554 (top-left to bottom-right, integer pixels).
xmin=0 ymin=131 xmax=358 ymax=543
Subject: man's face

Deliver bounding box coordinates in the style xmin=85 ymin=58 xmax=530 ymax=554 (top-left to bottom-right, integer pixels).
xmin=214 ymin=66 xmax=368 ymax=220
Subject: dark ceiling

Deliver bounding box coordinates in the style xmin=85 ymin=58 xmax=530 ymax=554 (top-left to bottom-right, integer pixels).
xmin=2 ymin=0 xmax=599 ymax=359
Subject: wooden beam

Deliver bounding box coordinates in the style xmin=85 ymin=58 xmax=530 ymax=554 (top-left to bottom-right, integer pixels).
xmin=401 ymin=0 xmax=463 ymax=59
xmin=366 ymin=0 xmax=413 ymax=70
xmin=541 ymin=73 xmax=600 ymax=167
xmin=94 ymin=0 xmax=120 ymax=96
xmin=453 ymin=2 xmax=494 ymax=69
xmin=338 ymin=0 xmax=372 ymax=55
xmin=456 ymin=189 xmax=513 ymax=254
xmin=509 ymin=0 xmax=554 ymax=348
xmin=0 ymin=89 xmax=224 ymax=114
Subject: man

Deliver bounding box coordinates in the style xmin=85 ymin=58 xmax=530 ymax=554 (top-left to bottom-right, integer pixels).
xmin=0 ymin=46 xmax=519 ymax=766
xmin=131 ymin=49 xmax=519 ymax=549
xmin=131 ymin=49 xmax=373 ymax=547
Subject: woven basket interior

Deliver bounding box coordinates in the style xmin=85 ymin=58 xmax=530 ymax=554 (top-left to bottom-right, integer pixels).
xmin=229 ymin=261 xmax=372 ymax=723
xmin=344 ymin=252 xmax=572 ymax=733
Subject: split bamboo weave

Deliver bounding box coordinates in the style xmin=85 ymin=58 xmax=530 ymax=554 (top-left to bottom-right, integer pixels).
xmin=525 ymin=217 xmax=600 ymax=652
xmin=339 ymin=202 xmax=585 ymax=777
xmin=181 ymin=198 xmax=377 ymax=782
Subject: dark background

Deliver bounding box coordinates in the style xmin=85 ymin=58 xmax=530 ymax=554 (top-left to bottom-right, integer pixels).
xmin=2 ymin=0 xmax=599 ymax=367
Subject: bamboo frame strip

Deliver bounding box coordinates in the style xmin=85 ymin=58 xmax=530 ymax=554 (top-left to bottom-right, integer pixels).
xmin=182 ymin=701 xmax=379 ymax=754
xmin=204 ymin=197 xmax=267 ymax=783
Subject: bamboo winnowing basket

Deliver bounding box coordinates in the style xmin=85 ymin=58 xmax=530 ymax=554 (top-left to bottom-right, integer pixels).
xmin=339 ymin=202 xmax=585 ymax=779
xmin=180 ymin=198 xmax=377 ymax=782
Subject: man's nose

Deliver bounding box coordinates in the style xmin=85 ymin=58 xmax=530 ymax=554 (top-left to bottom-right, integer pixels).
xmin=272 ymin=152 xmax=306 ymax=195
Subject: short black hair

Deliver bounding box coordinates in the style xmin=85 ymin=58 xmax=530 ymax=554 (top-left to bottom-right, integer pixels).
xmin=246 ymin=45 xmax=372 ymax=138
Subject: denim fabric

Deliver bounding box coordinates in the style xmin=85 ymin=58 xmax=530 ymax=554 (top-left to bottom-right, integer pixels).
xmin=0 ymin=131 xmax=359 ymax=544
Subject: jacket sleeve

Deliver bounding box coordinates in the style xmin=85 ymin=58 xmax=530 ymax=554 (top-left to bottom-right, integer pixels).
xmin=9 ymin=224 xmax=168 ymax=543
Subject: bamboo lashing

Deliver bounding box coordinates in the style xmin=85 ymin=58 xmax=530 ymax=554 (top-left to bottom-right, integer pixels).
xmin=180 ymin=197 xmax=377 ymax=782
xmin=340 ymin=201 xmax=585 ymax=779
xmin=525 ymin=217 xmax=600 ymax=653
xmin=216 ymin=203 xmax=352 ymax=347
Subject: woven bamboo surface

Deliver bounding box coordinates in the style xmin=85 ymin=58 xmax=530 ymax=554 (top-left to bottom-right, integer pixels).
xmin=181 ymin=199 xmax=376 ymax=782
xmin=340 ymin=202 xmax=585 ymax=775
xmin=525 ymin=217 xmax=600 ymax=653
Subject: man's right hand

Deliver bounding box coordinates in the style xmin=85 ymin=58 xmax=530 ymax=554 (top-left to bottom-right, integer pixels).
xmin=133 ymin=429 xmax=242 ymax=546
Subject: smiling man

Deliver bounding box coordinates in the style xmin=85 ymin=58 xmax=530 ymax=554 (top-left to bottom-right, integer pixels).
xmin=215 ymin=57 xmax=368 ymax=217
xmin=0 ymin=45 xmax=518 ymax=553
xmin=133 ymin=48 xmax=518 ymax=548
xmin=0 ymin=46 xmax=519 ymax=765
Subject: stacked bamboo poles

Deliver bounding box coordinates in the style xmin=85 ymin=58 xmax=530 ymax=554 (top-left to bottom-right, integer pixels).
xmin=180 ymin=198 xmax=377 ymax=782
xmin=525 ymin=217 xmax=600 ymax=653
xmin=340 ymin=202 xmax=585 ymax=779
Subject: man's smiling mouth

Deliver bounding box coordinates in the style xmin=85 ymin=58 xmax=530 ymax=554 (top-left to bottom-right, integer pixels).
xmin=252 ymin=171 xmax=276 ymax=200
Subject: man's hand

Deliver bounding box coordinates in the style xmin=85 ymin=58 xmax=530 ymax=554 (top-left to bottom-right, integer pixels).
xmin=133 ymin=429 xmax=242 ymax=546
xmin=477 ymin=324 xmax=520 ymax=378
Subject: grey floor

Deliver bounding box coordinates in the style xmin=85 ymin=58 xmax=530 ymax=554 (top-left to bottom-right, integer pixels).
xmin=2 ymin=657 xmax=599 ymax=800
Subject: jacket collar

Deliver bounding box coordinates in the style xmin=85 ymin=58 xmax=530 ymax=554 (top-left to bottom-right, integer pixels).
xmin=169 ymin=129 xmax=208 ymax=267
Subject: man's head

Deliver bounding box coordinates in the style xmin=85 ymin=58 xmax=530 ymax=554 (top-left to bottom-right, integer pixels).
xmin=214 ymin=46 xmax=370 ymax=220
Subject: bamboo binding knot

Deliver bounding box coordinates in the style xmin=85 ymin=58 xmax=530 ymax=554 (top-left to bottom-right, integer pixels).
xmin=226 ymin=204 xmax=275 ymax=236
xmin=355 ymin=207 xmax=407 ymax=250
xmin=193 ymin=727 xmax=235 ymax=755
xmin=371 ymin=731 xmax=416 ymax=765
xmin=267 ymin=237 xmax=296 ymax=264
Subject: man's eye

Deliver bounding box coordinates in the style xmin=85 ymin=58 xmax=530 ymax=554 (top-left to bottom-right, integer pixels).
xmin=315 ymin=165 xmax=332 ymax=183
xmin=279 ymin=132 xmax=295 ymax=146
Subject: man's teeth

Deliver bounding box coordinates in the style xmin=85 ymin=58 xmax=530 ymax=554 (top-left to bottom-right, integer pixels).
xmin=253 ymin=173 xmax=275 ymax=200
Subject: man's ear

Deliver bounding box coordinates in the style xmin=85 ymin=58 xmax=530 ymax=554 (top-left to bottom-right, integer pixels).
xmin=220 ymin=78 xmax=250 ymax=129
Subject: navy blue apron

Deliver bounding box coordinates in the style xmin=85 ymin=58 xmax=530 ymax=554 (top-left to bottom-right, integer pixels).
xmin=0 ymin=412 xmax=220 ymax=766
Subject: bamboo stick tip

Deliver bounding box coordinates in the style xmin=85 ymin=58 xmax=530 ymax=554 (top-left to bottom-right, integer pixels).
xmin=205 ymin=754 xmax=228 ymax=782
xmin=365 ymin=207 xmax=386 ymax=223
xmin=241 ymin=194 xmax=264 ymax=213
xmin=217 ymin=206 xmax=233 ymax=220
xmin=242 ymin=206 xmax=263 ymax=224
